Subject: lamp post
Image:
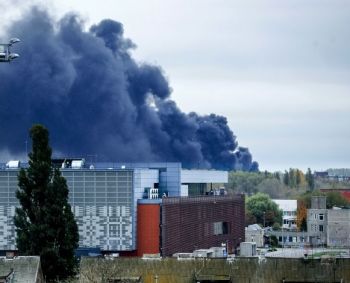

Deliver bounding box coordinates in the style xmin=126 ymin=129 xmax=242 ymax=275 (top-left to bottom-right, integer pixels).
xmin=263 ymin=212 xmax=266 ymax=228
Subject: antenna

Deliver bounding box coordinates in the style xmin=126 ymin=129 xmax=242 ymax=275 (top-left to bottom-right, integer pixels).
xmin=25 ymin=140 xmax=28 ymax=160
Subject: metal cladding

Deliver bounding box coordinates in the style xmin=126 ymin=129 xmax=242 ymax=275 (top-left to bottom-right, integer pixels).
xmin=160 ymin=195 xmax=245 ymax=257
xmin=137 ymin=203 xmax=161 ymax=256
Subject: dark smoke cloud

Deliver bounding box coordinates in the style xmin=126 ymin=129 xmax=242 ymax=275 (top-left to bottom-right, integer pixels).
xmin=0 ymin=7 xmax=258 ymax=171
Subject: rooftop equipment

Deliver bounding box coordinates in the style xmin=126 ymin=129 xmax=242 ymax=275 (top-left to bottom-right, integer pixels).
xmin=5 ymin=160 xmax=20 ymax=169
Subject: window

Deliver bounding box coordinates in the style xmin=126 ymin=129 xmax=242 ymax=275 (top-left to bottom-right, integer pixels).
xmin=319 ymin=225 xmax=323 ymax=232
xmin=213 ymin=222 xmax=229 ymax=235
xmin=319 ymin=214 xmax=324 ymax=221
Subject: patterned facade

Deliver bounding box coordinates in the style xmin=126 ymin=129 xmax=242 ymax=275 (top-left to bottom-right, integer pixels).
xmin=64 ymin=170 xmax=134 ymax=250
xmin=160 ymin=195 xmax=245 ymax=256
xmin=0 ymin=169 xmax=135 ymax=251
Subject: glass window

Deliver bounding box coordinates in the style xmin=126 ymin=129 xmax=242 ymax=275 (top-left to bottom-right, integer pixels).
xmin=319 ymin=225 xmax=323 ymax=232
xmin=319 ymin=214 xmax=324 ymax=221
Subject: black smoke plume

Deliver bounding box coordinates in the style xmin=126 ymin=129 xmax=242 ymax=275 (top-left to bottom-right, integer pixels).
xmin=0 ymin=7 xmax=258 ymax=171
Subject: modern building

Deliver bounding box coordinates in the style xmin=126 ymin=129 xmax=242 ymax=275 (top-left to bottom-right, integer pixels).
xmin=0 ymin=159 xmax=236 ymax=255
xmin=181 ymin=169 xmax=228 ymax=196
xmin=137 ymin=194 xmax=245 ymax=257
xmin=272 ymin=199 xmax=297 ymax=230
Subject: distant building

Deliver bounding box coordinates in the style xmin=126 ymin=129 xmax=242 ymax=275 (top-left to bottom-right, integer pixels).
xmin=327 ymin=209 xmax=350 ymax=247
xmin=314 ymin=169 xmax=350 ymax=182
xmin=272 ymin=199 xmax=297 ymax=230
xmin=0 ymin=256 xmax=44 ymax=283
xmin=240 ymin=242 xmax=257 ymax=257
xmin=307 ymin=196 xmax=327 ymax=246
xmin=320 ymin=188 xmax=350 ymax=203
xmin=245 ymin=224 xmax=264 ymax=248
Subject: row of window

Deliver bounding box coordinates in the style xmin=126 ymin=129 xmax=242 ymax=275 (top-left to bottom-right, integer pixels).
xmin=279 ymin=236 xmax=307 ymax=243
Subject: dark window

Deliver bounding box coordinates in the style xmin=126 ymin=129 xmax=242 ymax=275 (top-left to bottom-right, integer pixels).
xmin=319 ymin=225 xmax=323 ymax=232
xmin=213 ymin=222 xmax=229 ymax=235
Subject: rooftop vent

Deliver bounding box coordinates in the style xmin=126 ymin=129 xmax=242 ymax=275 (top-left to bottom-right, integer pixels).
xmin=71 ymin=159 xmax=85 ymax=169
xmin=6 ymin=160 xmax=20 ymax=169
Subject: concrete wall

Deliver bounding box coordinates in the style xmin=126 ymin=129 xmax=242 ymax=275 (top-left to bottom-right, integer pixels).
xmin=79 ymin=257 xmax=350 ymax=283
xmin=328 ymin=209 xmax=350 ymax=247
xmin=307 ymin=209 xmax=327 ymax=245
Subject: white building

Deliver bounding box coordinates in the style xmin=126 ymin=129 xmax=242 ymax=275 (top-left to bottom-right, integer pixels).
xmin=245 ymin=224 xmax=264 ymax=247
xmin=273 ymin=199 xmax=297 ymax=230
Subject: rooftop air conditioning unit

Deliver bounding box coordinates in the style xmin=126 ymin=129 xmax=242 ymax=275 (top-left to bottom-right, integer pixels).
xmin=6 ymin=160 xmax=20 ymax=169
xmin=71 ymin=159 xmax=85 ymax=169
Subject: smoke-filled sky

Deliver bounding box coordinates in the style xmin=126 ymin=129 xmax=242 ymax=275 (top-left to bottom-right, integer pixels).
xmin=1 ymin=0 xmax=350 ymax=172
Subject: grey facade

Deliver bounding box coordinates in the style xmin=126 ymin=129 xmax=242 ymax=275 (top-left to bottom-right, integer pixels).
xmin=327 ymin=209 xmax=350 ymax=247
xmin=268 ymin=230 xmax=309 ymax=247
xmin=245 ymin=224 xmax=264 ymax=248
xmin=307 ymin=196 xmax=327 ymax=246
xmin=0 ymin=168 xmax=136 ymax=251
xmin=92 ymin=162 xmax=181 ymax=197
xmin=64 ymin=169 xmax=134 ymax=251
xmin=0 ymin=161 xmax=174 ymax=251
xmin=307 ymin=209 xmax=327 ymax=245
xmin=0 ymin=170 xmax=17 ymax=250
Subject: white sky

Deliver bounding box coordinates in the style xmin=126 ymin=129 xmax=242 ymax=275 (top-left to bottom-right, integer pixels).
xmin=3 ymin=0 xmax=350 ymax=172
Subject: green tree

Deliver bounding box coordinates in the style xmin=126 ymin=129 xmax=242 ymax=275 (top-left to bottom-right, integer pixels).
xmin=296 ymin=169 xmax=302 ymax=187
xmin=256 ymin=178 xmax=284 ymax=199
xmin=289 ymin=168 xmax=296 ymax=188
xmin=283 ymin=170 xmax=290 ymax=186
xmin=305 ymin=168 xmax=315 ymax=191
xmin=325 ymin=191 xmax=349 ymax=208
xmin=227 ymin=171 xmax=266 ymax=195
xmin=298 ymin=190 xmax=349 ymax=209
xmin=246 ymin=193 xmax=282 ymax=227
xmin=14 ymin=125 xmax=79 ymax=282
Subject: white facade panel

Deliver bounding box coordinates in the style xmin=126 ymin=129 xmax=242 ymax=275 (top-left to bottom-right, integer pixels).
xmin=181 ymin=185 xmax=188 ymax=197
xmin=181 ymin=170 xmax=228 ymax=184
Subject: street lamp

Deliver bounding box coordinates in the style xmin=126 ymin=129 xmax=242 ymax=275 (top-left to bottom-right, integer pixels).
xmin=263 ymin=212 xmax=266 ymax=228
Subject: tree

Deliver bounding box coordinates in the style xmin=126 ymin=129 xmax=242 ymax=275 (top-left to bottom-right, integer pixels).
xmin=296 ymin=200 xmax=307 ymax=231
xmin=246 ymin=193 xmax=282 ymax=227
xmin=14 ymin=125 xmax=79 ymax=282
xmin=283 ymin=170 xmax=290 ymax=186
xmin=325 ymin=191 xmax=349 ymax=208
xmin=256 ymin=178 xmax=284 ymax=199
xmin=305 ymin=168 xmax=315 ymax=191
xmin=289 ymin=168 xmax=296 ymax=188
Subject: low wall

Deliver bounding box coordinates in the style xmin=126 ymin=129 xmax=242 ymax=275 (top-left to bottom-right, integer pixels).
xmin=79 ymin=257 xmax=350 ymax=283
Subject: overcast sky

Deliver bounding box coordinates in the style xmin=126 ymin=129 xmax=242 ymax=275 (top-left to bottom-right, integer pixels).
xmin=2 ymin=0 xmax=350 ymax=171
